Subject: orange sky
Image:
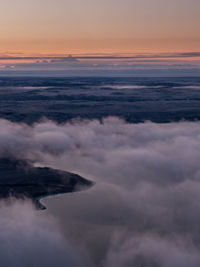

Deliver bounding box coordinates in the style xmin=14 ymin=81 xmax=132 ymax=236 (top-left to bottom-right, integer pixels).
xmin=0 ymin=0 xmax=200 ymax=55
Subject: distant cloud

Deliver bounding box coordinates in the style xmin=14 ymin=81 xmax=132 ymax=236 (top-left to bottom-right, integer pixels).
xmin=0 ymin=52 xmax=200 ymax=61
xmin=0 ymin=52 xmax=199 ymax=76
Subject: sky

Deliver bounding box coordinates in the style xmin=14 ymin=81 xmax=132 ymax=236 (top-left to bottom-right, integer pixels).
xmin=0 ymin=0 xmax=200 ymax=54
xmin=0 ymin=0 xmax=200 ymax=75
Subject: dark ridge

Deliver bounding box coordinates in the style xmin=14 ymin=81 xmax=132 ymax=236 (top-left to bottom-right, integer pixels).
xmin=0 ymin=158 xmax=94 ymax=210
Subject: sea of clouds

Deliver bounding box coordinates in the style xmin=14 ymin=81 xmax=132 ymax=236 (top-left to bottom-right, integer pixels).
xmin=1 ymin=117 xmax=200 ymax=266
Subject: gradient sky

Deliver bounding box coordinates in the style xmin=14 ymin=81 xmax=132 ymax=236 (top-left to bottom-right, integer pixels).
xmin=0 ymin=0 xmax=200 ymax=54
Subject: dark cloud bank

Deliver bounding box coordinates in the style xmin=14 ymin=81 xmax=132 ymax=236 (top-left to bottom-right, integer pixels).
xmin=1 ymin=117 xmax=200 ymax=266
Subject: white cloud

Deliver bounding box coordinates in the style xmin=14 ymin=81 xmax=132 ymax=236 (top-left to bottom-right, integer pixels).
xmin=1 ymin=117 xmax=200 ymax=266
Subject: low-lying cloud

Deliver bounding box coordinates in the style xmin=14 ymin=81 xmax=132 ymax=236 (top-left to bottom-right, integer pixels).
xmin=0 ymin=199 xmax=84 ymax=267
xmin=1 ymin=117 xmax=200 ymax=266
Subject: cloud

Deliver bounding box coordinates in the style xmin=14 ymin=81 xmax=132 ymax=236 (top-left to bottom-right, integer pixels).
xmin=0 ymin=52 xmax=200 ymax=77
xmin=0 ymin=199 xmax=84 ymax=267
xmin=1 ymin=117 xmax=200 ymax=266
xmin=0 ymin=52 xmax=200 ymax=61
xmin=1 ymin=117 xmax=199 ymax=187
xmin=104 ymin=234 xmax=200 ymax=267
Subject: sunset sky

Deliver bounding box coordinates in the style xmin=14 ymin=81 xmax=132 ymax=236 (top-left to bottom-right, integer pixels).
xmin=0 ymin=0 xmax=199 ymax=75
xmin=0 ymin=0 xmax=200 ymax=54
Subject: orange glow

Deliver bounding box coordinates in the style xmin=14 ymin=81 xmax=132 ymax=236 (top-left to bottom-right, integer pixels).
xmin=0 ymin=0 xmax=199 ymax=56
xmin=1 ymin=37 xmax=200 ymax=56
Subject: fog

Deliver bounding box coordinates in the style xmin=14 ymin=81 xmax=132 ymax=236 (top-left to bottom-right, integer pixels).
xmin=1 ymin=117 xmax=200 ymax=266
xmin=0 ymin=199 xmax=85 ymax=267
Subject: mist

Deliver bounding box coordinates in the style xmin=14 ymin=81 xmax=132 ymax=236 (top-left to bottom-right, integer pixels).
xmin=0 ymin=199 xmax=86 ymax=267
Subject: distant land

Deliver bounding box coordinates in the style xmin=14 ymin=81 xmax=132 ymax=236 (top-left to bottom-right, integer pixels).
xmin=0 ymin=76 xmax=200 ymax=124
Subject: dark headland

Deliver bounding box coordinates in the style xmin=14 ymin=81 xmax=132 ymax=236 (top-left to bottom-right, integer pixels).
xmin=0 ymin=158 xmax=93 ymax=209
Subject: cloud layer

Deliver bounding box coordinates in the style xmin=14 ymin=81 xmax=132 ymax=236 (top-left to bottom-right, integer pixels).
xmin=0 ymin=52 xmax=200 ymax=76
xmin=1 ymin=117 xmax=200 ymax=266
xmin=0 ymin=199 xmax=84 ymax=267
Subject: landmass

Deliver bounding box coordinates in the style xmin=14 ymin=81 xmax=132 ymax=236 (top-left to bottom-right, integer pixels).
xmin=0 ymin=158 xmax=93 ymax=209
